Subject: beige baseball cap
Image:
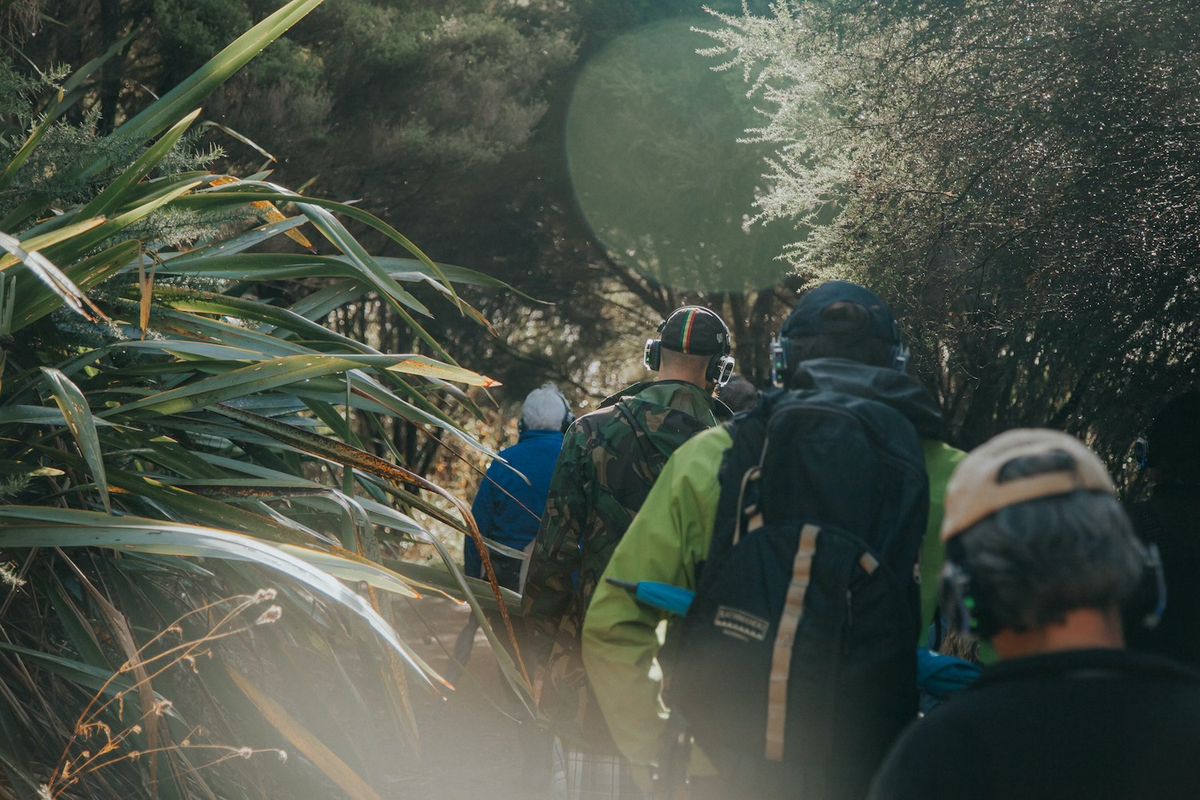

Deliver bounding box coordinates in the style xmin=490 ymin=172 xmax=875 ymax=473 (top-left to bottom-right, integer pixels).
xmin=941 ymin=429 xmax=1116 ymax=543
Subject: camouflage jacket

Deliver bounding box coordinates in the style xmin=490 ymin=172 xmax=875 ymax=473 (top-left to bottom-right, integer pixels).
xmin=521 ymin=380 xmax=726 ymax=746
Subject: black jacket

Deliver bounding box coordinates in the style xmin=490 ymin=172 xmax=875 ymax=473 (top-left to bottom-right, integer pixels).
xmin=1127 ymin=483 xmax=1200 ymax=668
xmin=869 ymin=648 xmax=1200 ymax=800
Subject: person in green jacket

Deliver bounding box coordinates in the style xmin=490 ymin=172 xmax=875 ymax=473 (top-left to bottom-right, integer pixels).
xmin=522 ymin=305 xmax=734 ymax=797
xmin=581 ymin=282 xmax=964 ymax=793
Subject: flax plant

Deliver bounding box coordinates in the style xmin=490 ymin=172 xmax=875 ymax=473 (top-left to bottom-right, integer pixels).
xmin=0 ymin=1 xmax=531 ymax=796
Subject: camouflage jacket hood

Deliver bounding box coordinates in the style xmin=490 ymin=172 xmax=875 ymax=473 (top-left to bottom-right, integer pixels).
xmin=597 ymin=379 xmax=731 ymax=456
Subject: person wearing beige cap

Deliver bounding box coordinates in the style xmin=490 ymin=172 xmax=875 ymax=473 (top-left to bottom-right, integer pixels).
xmin=869 ymin=429 xmax=1200 ymax=800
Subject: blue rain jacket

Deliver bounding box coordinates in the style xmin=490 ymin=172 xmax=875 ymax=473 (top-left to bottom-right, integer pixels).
xmin=464 ymin=428 xmax=564 ymax=581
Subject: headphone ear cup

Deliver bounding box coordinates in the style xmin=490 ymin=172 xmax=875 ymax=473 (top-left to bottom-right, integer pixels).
xmin=644 ymin=339 xmax=662 ymax=372
xmin=1137 ymin=542 xmax=1168 ymax=630
xmin=940 ymin=561 xmax=993 ymax=639
xmin=560 ymin=394 xmax=575 ymax=434
xmin=708 ymin=354 xmax=735 ymax=387
xmin=1134 ymin=437 xmax=1150 ymax=471
xmin=888 ymin=320 xmax=910 ymax=372
xmin=940 ymin=562 xmax=971 ymax=637
xmin=770 ymin=336 xmax=788 ymax=387
xmin=968 ymin=597 xmax=993 ymax=639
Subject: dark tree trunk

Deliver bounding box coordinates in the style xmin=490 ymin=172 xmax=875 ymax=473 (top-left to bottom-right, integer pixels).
xmin=97 ymin=0 xmax=124 ymax=134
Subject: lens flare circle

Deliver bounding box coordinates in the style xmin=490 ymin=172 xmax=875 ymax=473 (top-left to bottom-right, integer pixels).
xmin=567 ymin=17 xmax=795 ymax=293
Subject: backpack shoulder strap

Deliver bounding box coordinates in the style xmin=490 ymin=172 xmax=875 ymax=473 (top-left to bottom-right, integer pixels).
xmin=612 ymin=401 xmax=660 ymax=477
xmin=707 ymin=392 xmax=778 ymax=566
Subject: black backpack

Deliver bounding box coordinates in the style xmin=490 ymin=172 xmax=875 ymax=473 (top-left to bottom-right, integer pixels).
xmin=666 ymin=386 xmax=929 ymax=800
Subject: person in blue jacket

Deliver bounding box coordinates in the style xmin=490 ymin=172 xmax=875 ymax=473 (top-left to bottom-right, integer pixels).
xmin=452 ymin=384 xmax=574 ymax=795
xmin=463 ymin=383 xmax=574 ymax=590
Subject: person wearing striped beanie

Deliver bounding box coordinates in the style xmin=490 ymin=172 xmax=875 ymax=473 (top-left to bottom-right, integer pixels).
xmin=522 ymin=305 xmax=734 ymax=799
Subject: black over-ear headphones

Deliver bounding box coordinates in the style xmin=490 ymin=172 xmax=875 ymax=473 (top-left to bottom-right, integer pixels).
xmin=556 ymin=391 xmax=575 ymax=433
xmin=644 ymin=312 xmax=736 ymax=387
xmin=939 ymin=558 xmax=996 ymax=639
xmin=1134 ymin=436 xmax=1150 ymax=471
xmin=892 ymin=323 xmax=911 ymax=373
xmin=770 ymin=319 xmax=910 ymax=387
xmin=939 ymin=540 xmax=1167 ymax=640
xmin=518 ymin=387 xmax=575 ymax=435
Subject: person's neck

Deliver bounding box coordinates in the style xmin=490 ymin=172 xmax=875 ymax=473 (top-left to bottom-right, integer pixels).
xmin=655 ymin=368 xmax=709 ymax=392
xmin=992 ymin=608 xmax=1125 ymax=661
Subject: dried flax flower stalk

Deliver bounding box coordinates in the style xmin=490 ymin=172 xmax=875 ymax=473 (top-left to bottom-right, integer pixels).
xmin=43 ymin=589 xmax=288 ymax=799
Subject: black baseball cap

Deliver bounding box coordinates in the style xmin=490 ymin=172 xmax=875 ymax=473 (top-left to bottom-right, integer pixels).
xmin=659 ymin=306 xmax=730 ymax=355
xmin=782 ymin=281 xmax=899 ymax=343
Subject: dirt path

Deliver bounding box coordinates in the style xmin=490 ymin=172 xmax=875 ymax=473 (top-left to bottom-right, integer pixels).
xmin=403 ymin=596 xmax=552 ymax=800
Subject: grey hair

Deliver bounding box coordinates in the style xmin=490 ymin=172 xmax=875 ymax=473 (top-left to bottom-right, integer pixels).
xmin=951 ymin=449 xmax=1144 ymax=634
xmin=521 ymin=383 xmax=569 ymax=432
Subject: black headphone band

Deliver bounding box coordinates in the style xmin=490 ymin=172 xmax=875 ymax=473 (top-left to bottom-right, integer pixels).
xmin=770 ymin=330 xmax=909 ymax=386
xmin=559 ymin=391 xmax=575 ymax=432
xmin=644 ymin=344 xmax=735 ymax=386
xmin=645 ymin=311 xmax=735 ymax=386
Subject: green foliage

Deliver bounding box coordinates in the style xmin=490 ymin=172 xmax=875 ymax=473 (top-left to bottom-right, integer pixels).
xmin=150 ymin=0 xmax=582 ymax=178
xmin=567 ymin=16 xmax=797 ymax=293
xmin=21 ymin=0 xmax=801 ymax=408
xmin=20 ymin=0 xmax=791 ymax=406
xmin=704 ymin=0 xmax=1200 ymax=457
xmin=0 ymin=58 xmax=51 ymax=119
xmin=0 ymin=3 xmax=529 ymax=796
xmin=153 ymin=0 xmax=254 ymax=62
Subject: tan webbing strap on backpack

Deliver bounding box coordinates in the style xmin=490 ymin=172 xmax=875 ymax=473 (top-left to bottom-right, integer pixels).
xmin=765 ymin=523 xmax=820 ymax=761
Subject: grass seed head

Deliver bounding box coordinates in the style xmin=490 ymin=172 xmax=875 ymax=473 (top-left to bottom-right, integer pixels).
xmin=254 ymin=605 xmax=282 ymax=625
xmin=0 ymin=561 xmax=26 ymax=589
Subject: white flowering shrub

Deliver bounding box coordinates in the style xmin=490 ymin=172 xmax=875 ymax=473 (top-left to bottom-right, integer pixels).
xmin=701 ymin=0 xmax=1200 ymax=456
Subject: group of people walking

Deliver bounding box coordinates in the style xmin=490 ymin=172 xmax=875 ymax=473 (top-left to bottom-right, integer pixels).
xmin=459 ymin=280 xmax=1200 ymax=800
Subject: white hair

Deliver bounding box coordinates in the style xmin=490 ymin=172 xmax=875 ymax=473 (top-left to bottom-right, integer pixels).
xmin=522 ymin=383 xmax=570 ymax=432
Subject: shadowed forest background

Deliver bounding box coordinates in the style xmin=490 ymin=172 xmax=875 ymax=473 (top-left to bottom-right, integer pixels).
xmin=22 ymin=0 xmax=1198 ymax=459
xmin=0 ymin=0 xmax=1195 ymax=797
